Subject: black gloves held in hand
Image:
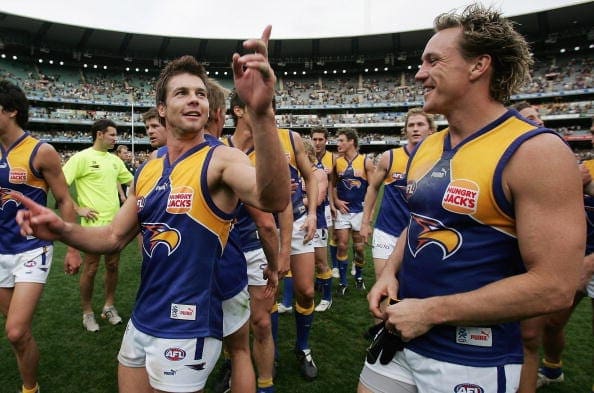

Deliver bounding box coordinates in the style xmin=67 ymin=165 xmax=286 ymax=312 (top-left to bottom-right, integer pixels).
xmin=365 ymin=321 xmax=405 ymax=365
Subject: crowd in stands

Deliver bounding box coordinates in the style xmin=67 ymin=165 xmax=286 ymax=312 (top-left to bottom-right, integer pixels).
xmin=2 ymin=53 xmax=593 ymax=162
xmin=1 ymin=54 xmax=592 ymax=108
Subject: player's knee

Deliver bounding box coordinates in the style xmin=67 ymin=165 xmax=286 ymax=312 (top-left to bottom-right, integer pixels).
xmin=251 ymin=316 xmax=272 ymax=340
xmin=5 ymin=323 xmax=32 ymax=348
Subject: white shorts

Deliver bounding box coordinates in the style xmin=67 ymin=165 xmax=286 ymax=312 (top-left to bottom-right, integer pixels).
xmin=324 ymin=204 xmax=333 ymax=228
xmin=372 ymin=229 xmax=398 ymax=260
xmin=334 ymin=211 xmax=364 ymax=231
xmin=118 ymin=320 xmax=222 ymax=392
xmin=244 ymin=248 xmax=268 ymax=286
xmin=291 ymin=214 xmax=315 ymax=255
xmin=0 ymin=245 xmax=53 ymax=287
xmin=360 ymin=348 xmax=521 ymax=393
xmin=312 ymin=228 xmax=328 ymax=248
xmin=222 ymin=286 xmax=250 ymax=337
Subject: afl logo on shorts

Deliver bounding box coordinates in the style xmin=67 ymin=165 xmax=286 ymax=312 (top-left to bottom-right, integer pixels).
xmin=24 ymin=260 xmax=37 ymax=268
xmin=454 ymin=383 xmax=484 ymax=393
xmin=164 ymin=347 xmax=186 ymax=361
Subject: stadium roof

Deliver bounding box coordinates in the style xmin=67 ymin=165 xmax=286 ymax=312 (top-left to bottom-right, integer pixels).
xmin=0 ymin=0 xmax=591 ymax=39
xmin=0 ymin=1 xmax=592 ymax=68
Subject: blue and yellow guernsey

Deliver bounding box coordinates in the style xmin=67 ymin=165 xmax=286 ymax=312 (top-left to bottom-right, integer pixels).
xmin=0 ymin=133 xmax=50 ymax=254
xmin=374 ymin=147 xmax=411 ymax=237
xmin=401 ymin=110 xmax=558 ymax=366
xmin=278 ymin=129 xmax=307 ymax=220
xmin=582 ymin=159 xmax=594 ymax=254
xmin=134 ymin=142 xmax=234 ymax=339
xmin=335 ymin=153 xmax=368 ymax=213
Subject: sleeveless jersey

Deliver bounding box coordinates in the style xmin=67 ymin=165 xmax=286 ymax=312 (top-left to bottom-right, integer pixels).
xmin=582 ymin=159 xmax=594 ymax=254
xmin=134 ymin=142 xmax=234 ymax=339
xmin=401 ymin=110 xmax=558 ymax=367
xmin=374 ymin=147 xmax=411 ymax=237
xmin=278 ymin=129 xmax=307 ymax=220
xmin=0 ymin=133 xmax=51 ymax=253
xmin=335 ymin=153 xmax=368 ymax=213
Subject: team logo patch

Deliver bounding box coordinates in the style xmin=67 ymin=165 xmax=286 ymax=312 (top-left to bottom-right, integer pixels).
xmin=408 ymin=214 xmax=462 ymax=260
xmin=456 ymin=327 xmax=493 ymax=347
xmin=0 ymin=187 xmax=21 ymax=210
xmin=143 ymin=223 xmax=181 ymax=257
xmin=9 ymin=168 xmax=27 ymax=184
xmin=164 ymin=347 xmax=186 ymax=361
xmin=171 ymin=303 xmax=197 ymax=321
xmin=442 ymin=179 xmax=479 ymax=214
xmin=453 ymin=383 xmax=485 ymax=393
xmin=166 ymin=186 xmax=194 ymax=214
xmin=342 ymin=178 xmax=362 ymax=190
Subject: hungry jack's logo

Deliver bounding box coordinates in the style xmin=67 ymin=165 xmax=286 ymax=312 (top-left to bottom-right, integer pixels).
xmin=143 ymin=223 xmax=181 ymax=257
xmin=408 ymin=214 xmax=462 ymax=260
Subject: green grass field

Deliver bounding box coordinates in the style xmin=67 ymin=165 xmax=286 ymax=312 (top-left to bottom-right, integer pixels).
xmin=1 ymin=204 xmax=593 ymax=392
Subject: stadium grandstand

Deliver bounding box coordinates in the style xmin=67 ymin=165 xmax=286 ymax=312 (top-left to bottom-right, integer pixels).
xmin=0 ymin=1 xmax=592 ymax=160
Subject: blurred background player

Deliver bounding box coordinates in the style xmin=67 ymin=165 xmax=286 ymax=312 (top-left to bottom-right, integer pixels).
xmin=332 ymin=128 xmax=374 ymax=294
xmin=223 ymin=89 xmax=283 ymax=392
xmin=141 ymin=107 xmax=167 ymax=159
xmin=310 ymin=127 xmax=338 ymax=279
xmin=0 ymin=80 xmax=80 ymax=393
xmin=361 ymin=108 xmax=435 ymax=280
xmin=302 ymin=138 xmax=333 ymax=312
xmin=62 ymin=119 xmax=134 ymax=332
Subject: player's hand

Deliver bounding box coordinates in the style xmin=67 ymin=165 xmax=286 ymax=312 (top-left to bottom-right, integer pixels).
xmin=12 ymin=192 xmax=66 ymax=241
xmin=301 ymin=214 xmax=316 ymax=244
xmin=335 ymin=199 xmax=349 ymax=214
xmin=64 ymin=247 xmax=82 ymax=275
xmin=367 ymin=273 xmax=398 ymax=320
xmin=277 ymin=249 xmax=290 ymax=279
xmin=360 ymin=221 xmax=372 ymax=245
xmin=385 ymin=298 xmax=434 ymax=342
xmin=76 ymin=206 xmax=99 ymax=221
xmin=262 ymin=266 xmax=279 ymax=298
xmin=232 ymin=25 xmax=276 ymax=116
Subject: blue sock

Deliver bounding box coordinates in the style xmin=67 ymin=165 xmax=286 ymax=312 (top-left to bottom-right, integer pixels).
xmin=294 ymin=306 xmax=314 ymax=351
xmin=355 ymin=265 xmax=363 ymax=280
xmin=322 ymin=277 xmax=333 ymax=301
xmin=338 ymin=260 xmax=348 ymax=286
xmin=282 ymin=276 xmax=294 ymax=307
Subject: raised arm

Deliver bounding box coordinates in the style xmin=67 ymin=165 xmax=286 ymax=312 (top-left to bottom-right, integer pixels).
xmin=230 ymin=25 xmax=289 ymax=212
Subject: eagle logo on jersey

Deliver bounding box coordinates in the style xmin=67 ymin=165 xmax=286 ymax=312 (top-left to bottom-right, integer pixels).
xmin=143 ymin=223 xmax=181 ymax=257
xmin=407 ymin=214 xmax=462 ymax=260
xmin=0 ymin=187 xmax=21 ymax=210
xmin=342 ymin=178 xmax=362 ymax=190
